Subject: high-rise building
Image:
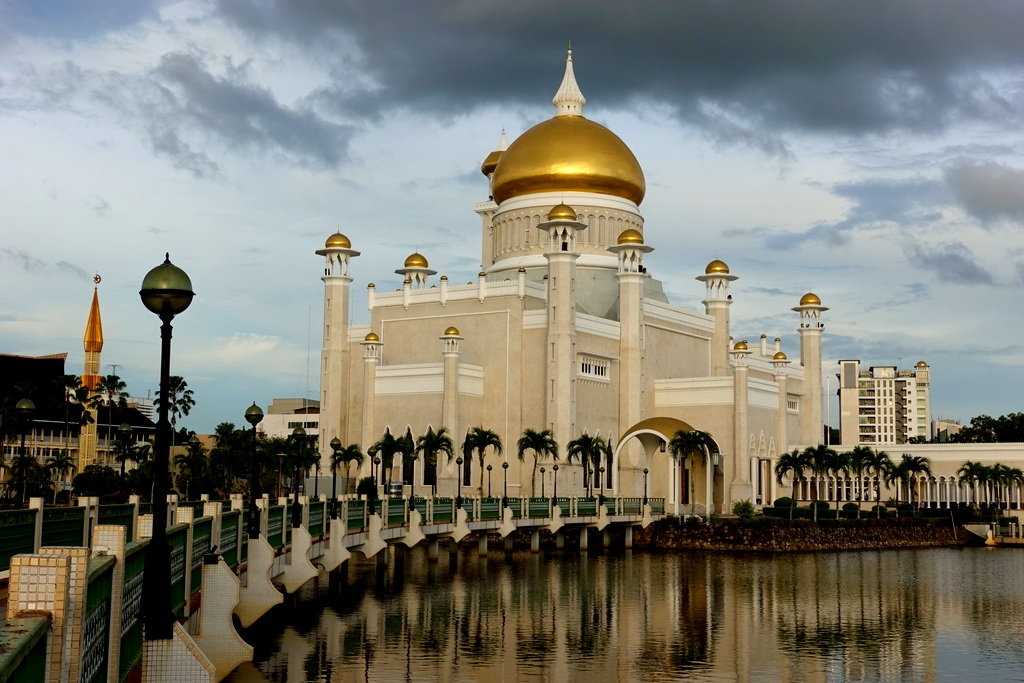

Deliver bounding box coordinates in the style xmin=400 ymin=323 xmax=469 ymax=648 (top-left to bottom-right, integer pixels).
xmin=257 ymin=398 xmax=320 ymax=440
xmin=838 ymin=360 xmax=931 ymax=445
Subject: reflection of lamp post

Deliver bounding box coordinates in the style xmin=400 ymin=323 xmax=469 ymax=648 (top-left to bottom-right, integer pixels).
xmin=540 ymin=467 xmax=546 ymax=497
xmin=553 ymin=464 xmax=559 ymax=500
xmin=502 ymin=461 xmax=509 ymax=507
xmin=290 ymin=426 xmax=305 ymax=528
xmin=456 ymin=457 xmax=463 ymax=508
xmin=15 ymin=398 xmax=35 ymax=505
xmin=643 ymin=467 xmax=649 ymax=506
xmin=487 ymin=464 xmax=493 ymax=498
xmin=139 ymin=252 xmax=194 ymax=641
xmin=244 ymin=402 xmax=264 ymax=539
xmin=329 ymin=437 xmax=341 ymax=519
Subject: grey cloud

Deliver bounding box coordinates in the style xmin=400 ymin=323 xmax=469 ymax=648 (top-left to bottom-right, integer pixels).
xmin=1 ymin=247 xmax=89 ymax=280
xmin=148 ymin=126 xmax=220 ymax=178
xmin=90 ymin=196 xmax=111 ymax=216
xmin=945 ymin=159 xmax=1024 ymax=223
xmin=903 ymin=241 xmax=994 ymax=285
xmin=217 ymin=0 xmax=1024 ymax=151
xmin=55 ymin=261 xmax=90 ymax=280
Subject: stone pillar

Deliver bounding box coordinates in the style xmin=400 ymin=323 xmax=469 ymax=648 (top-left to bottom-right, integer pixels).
xmin=539 ymin=204 xmax=587 ymax=455
xmin=773 ymin=354 xmax=790 ymax=501
xmin=93 ymin=524 xmax=128 ymax=683
xmin=696 ymin=261 xmax=738 ymax=376
xmin=29 ymin=497 xmax=43 ymax=550
xmin=129 ymin=494 xmax=141 ymax=541
xmin=477 ymin=533 xmax=488 ymax=556
xmin=730 ymin=342 xmax=753 ymax=503
xmin=316 ymin=233 xmax=360 ymax=471
xmin=38 ymin=546 xmax=90 ymax=683
xmin=440 ymin=327 xmax=463 ymax=447
xmin=530 ymin=530 xmax=540 ymax=553
xmin=624 ymin=526 xmax=633 ymax=549
xmin=7 ymin=553 xmax=72 ymax=682
xmin=794 ymin=293 xmax=828 ymax=445
xmin=579 ymin=527 xmax=589 ymax=551
xmin=175 ymin=506 xmax=195 ymax=617
xmin=360 ymin=333 xmax=382 ymax=476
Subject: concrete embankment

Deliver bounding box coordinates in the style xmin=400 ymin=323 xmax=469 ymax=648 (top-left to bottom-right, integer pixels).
xmin=634 ymin=517 xmax=971 ymax=553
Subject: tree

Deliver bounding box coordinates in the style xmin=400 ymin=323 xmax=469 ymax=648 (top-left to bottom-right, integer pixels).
xmin=865 ymin=449 xmax=894 ymax=519
xmin=518 ymin=429 xmax=558 ymax=497
xmin=47 ymin=450 xmax=77 ymax=503
xmin=952 ymin=413 xmax=1024 ymax=443
xmin=415 ymin=427 xmax=453 ymax=496
xmin=803 ymin=444 xmax=838 ymax=522
xmin=94 ymin=374 xmax=128 ymax=452
xmin=827 ymin=449 xmax=851 ymax=515
xmin=368 ymin=428 xmax=403 ymax=488
xmin=174 ymin=439 xmax=208 ymax=500
xmin=399 ymin=428 xmax=417 ymax=489
xmin=774 ymin=449 xmax=810 ymax=521
xmin=667 ymin=429 xmax=718 ymax=516
xmin=61 ymin=374 xmax=83 ymax=461
xmin=72 ymin=465 xmax=120 ymax=499
xmin=888 ymin=454 xmax=932 ymax=514
xmin=846 ymin=446 xmax=874 ymax=519
xmin=956 ymin=460 xmax=986 ymax=508
xmin=331 ymin=443 xmax=365 ymax=498
xmin=3 ymin=452 xmax=52 ymax=505
xmin=155 ymin=376 xmax=195 ymax=450
xmin=209 ymin=422 xmax=244 ymax=493
xmin=463 ymin=427 xmax=503 ymax=497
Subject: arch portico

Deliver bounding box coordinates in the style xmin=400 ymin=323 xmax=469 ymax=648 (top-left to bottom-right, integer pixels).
xmin=616 ymin=417 xmax=722 ymax=516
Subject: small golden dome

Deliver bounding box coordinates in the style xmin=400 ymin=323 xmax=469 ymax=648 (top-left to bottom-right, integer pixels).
xmin=364 ymin=331 xmax=380 ymax=342
xmin=491 ymin=115 xmax=645 ymax=205
xmin=480 ymin=150 xmax=503 ymax=177
xmin=404 ymin=252 xmax=429 ymax=268
xmin=734 ymin=340 xmax=750 ymax=351
xmin=325 ymin=232 xmax=351 ymax=249
xmin=705 ymin=259 xmax=730 ymax=274
xmin=617 ymin=228 xmax=644 ymax=245
xmin=915 ymin=360 xmax=928 ymax=368
xmin=547 ymin=203 xmax=577 ymax=221
xmin=772 ymin=351 xmax=788 ymax=361
xmin=799 ymin=292 xmax=822 ymax=306
xmin=443 ymin=326 xmax=460 ymax=336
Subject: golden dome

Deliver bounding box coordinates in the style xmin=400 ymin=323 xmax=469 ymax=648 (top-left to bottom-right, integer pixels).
xmin=480 ymin=150 xmax=503 ymax=177
xmin=733 ymin=340 xmax=750 ymax=352
xmin=364 ymin=331 xmax=380 ymax=342
xmin=772 ymin=351 xmax=788 ymax=361
xmin=325 ymin=232 xmax=351 ymax=249
xmin=617 ymin=228 xmax=644 ymax=245
xmin=547 ymin=203 xmax=578 ymax=221
xmin=491 ymin=115 xmax=645 ymax=205
xmin=443 ymin=326 xmax=460 ymax=336
xmin=404 ymin=252 xmax=429 ymax=268
xmin=799 ymin=292 xmax=822 ymax=306
xmin=915 ymin=360 xmax=928 ymax=368
xmin=705 ymin=259 xmax=730 ymax=274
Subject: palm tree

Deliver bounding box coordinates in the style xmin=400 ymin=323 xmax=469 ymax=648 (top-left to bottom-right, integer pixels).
xmin=155 ymin=375 xmax=195 ymax=450
xmin=61 ymin=374 xmax=82 ymax=461
xmin=415 ymin=427 xmax=454 ymax=496
xmin=174 ymin=439 xmax=207 ymax=500
xmin=846 ymin=446 xmax=874 ymax=519
xmin=774 ymin=449 xmax=810 ymax=521
xmin=827 ymin=449 xmax=851 ymax=516
xmin=399 ymin=428 xmax=417 ymax=488
xmin=667 ymin=429 xmax=718 ymax=516
xmin=888 ymin=454 xmax=932 ymax=515
xmin=566 ymin=433 xmax=603 ymax=498
xmin=803 ymin=444 xmax=838 ymax=522
xmin=463 ymin=427 xmax=504 ymax=497
xmin=368 ymin=428 xmax=403 ymax=488
xmin=47 ymin=451 xmax=76 ymax=503
xmin=95 ymin=374 xmax=128 ymax=453
xmin=210 ymin=422 xmax=243 ymax=492
xmin=518 ymin=429 xmax=558 ymax=497
xmin=865 ymin=449 xmax=893 ymax=518
xmin=331 ymin=443 xmax=365 ymax=497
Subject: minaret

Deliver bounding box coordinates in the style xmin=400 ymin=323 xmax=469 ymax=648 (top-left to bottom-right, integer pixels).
xmin=359 ymin=332 xmax=382 ymax=477
xmin=79 ymin=276 xmax=103 ymax=471
xmin=696 ymin=260 xmax=737 ymax=376
xmin=730 ymin=340 xmax=753 ymax=503
xmin=794 ymin=292 xmax=828 ymax=445
xmin=608 ymin=228 xmax=653 ymax=444
xmin=315 ymin=231 xmax=360 ymax=468
xmin=440 ymin=326 xmax=463 ymax=439
xmin=771 ymin=350 xmax=791 ymax=500
xmin=540 ymin=202 xmax=587 ymax=455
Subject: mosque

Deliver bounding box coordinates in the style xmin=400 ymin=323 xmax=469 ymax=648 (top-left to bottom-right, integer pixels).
xmin=314 ymin=50 xmax=826 ymax=514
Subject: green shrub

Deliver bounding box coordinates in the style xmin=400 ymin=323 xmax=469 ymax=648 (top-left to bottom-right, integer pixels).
xmin=356 ymin=477 xmax=379 ymax=498
xmin=732 ymin=499 xmax=756 ymax=519
xmin=773 ymin=496 xmax=795 ymax=508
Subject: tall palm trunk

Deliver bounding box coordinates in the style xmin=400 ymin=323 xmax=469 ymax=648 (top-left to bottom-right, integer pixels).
xmin=812 ymin=476 xmax=819 ymax=523
xmin=531 ymin=455 xmax=538 ymax=497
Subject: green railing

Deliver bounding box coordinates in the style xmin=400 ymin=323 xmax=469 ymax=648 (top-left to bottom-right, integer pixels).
xmin=506 ymin=497 xmax=523 ymax=520
xmin=553 ymin=496 xmax=570 ymax=512
xmin=346 ymin=500 xmax=366 ymax=533
xmin=191 ymin=517 xmax=212 ymax=593
xmin=98 ymin=504 xmax=134 ymax=539
xmin=219 ymin=511 xmax=240 ymax=568
xmin=0 ymin=509 xmax=37 ymax=573
xmin=181 ymin=500 xmax=205 ymax=517
xmin=386 ymin=498 xmax=406 ymax=527
xmin=167 ymin=523 xmax=188 ymax=618
xmin=267 ymin=506 xmax=285 ymax=549
xmin=480 ymin=497 xmax=501 ymax=521
xmin=308 ymin=501 xmax=325 ymax=537
xmin=576 ymin=497 xmax=597 ymax=517
xmin=119 ymin=541 xmax=146 ymax=682
xmin=604 ymin=497 xmax=617 ymax=514
xmin=81 ymin=555 xmax=115 ymax=683
xmin=0 ymin=614 xmax=48 ymax=682
xmin=621 ymin=497 xmax=643 ymax=515
xmin=240 ymin=511 xmax=248 ymax=564
xmin=41 ymin=506 xmax=85 ymax=547
xmin=650 ymin=498 xmax=665 ymax=514
xmin=528 ymin=497 xmax=550 ymax=519
xmin=413 ymin=497 xmax=428 ymax=519
xmin=432 ymin=498 xmax=453 ymax=524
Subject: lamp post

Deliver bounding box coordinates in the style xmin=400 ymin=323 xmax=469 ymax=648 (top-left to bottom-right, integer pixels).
xmin=372 ymin=456 xmax=381 ymax=515
xmin=275 ymin=452 xmax=285 ymax=500
xmin=540 ymin=467 xmax=546 ymax=497
xmin=642 ymin=467 xmax=649 ymax=506
xmin=118 ymin=422 xmax=131 ymax=476
xmin=244 ymin=402 xmax=264 ymax=539
xmin=139 ymin=252 xmax=194 ymax=641
xmin=290 ymin=426 xmax=305 ymax=528
xmin=502 ymin=461 xmax=509 ymax=507
xmin=456 ymin=457 xmax=463 ymax=508
xmin=329 ymin=437 xmax=341 ymax=519
xmin=487 ymin=464 xmax=493 ymax=498
xmin=407 ymin=454 xmax=418 ymax=511
xmin=553 ymin=464 xmax=559 ymax=500
xmin=599 ymin=466 xmax=605 ymax=504
xmin=313 ymin=459 xmax=321 ymax=500
xmin=15 ymin=398 xmax=35 ymax=506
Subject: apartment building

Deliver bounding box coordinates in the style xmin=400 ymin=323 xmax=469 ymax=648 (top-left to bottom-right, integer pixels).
xmin=839 ymin=360 xmax=931 ymax=445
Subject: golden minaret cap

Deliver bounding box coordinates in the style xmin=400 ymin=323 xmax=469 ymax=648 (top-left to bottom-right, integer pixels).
xmin=84 ymin=279 xmax=104 ymax=353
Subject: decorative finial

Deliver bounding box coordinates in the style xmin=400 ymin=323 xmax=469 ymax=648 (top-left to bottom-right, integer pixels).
xmin=553 ymin=47 xmax=586 ymax=116
xmin=93 ymin=273 xmax=101 ymax=285
xmin=497 ymin=128 xmax=508 ymax=150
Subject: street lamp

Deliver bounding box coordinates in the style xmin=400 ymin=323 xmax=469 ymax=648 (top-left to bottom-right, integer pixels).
xmin=313 ymin=458 xmax=321 ymax=500
xmin=553 ymin=464 xmax=559 ymax=500
xmin=643 ymin=467 xmax=649 ymax=506
xmin=456 ymin=457 xmax=463 ymax=508
xmin=118 ymin=422 xmax=131 ymax=476
xmin=486 ymin=464 xmax=493 ymax=498
xmin=329 ymin=437 xmax=342 ymax=519
xmin=502 ymin=461 xmax=509 ymax=507
xmin=540 ymin=466 xmax=546 ymax=497
xmin=244 ymin=402 xmax=264 ymax=539
xmin=139 ymin=252 xmax=194 ymax=641
xmin=15 ymin=398 xmax=35 ymax=505
xmin=599 ymin=466 xmax=605 ymax=504
xmin=290 ymin=426 xmax=305 ymax=528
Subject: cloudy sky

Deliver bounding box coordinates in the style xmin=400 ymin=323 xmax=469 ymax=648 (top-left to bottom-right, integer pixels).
xmin=2 ymin=0 xmax=1023 ymax=433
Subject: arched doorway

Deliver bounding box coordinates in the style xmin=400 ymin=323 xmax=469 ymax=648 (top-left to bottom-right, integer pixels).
xmin=614 ymin=417 xmax=722 ymax=516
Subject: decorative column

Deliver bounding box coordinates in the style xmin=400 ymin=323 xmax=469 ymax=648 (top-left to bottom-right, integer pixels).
xmin=794 ymin=293 xmax=829 ymax=445
xmin=772 ymin=350 xmax=790 ymax=496
xmin=440 ymin=327 xmax=463 ymax=440
xmin=696 ymin=260 xmax=738 ymax=376
xmin=539 ymin=203 xmax=587 ymax=455
xmin=359 ymin=332 xmax=382 ymax=476
xmin=315 ymin=232 xmax=360 ymax=471
xmin=730 ymin=340 xmax=753 ymax=504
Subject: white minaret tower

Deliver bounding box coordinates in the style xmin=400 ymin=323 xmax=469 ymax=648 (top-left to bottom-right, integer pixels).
xmin=608 ymin=228 xmax=653 ymax=451
xmin=359 ymin=331 xmax=382 ymax=477
xmin=696 ymin=260 xmax=738 ymax=376
xmin=771 ymin=349 xmax=791 ymax=500
xmin=730 ymin=340 xmax=753 ymax=503
xmin=316 ymin=231 xmax=360 ymax=467
xmin=540 ymin=202 xmax=587 ymax=455
xmin=794 ymin=292 xmax=828 ymax=445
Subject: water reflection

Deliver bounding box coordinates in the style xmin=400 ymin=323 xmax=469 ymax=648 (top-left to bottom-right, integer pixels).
xmin=227 ymin=547 xmax=1024 ymax=682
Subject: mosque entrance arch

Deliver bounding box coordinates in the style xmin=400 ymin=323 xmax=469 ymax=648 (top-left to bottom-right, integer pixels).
xmin=615 ymin=417 xmax=723 ymax=516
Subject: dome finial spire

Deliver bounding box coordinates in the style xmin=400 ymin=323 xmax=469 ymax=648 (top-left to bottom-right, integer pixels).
xmin=553 ymin=45 xmax=585 ymax=116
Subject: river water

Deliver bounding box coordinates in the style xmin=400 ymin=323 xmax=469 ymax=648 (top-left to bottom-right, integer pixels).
xmin=227 ymin=546 xmax=1024 ymax=682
